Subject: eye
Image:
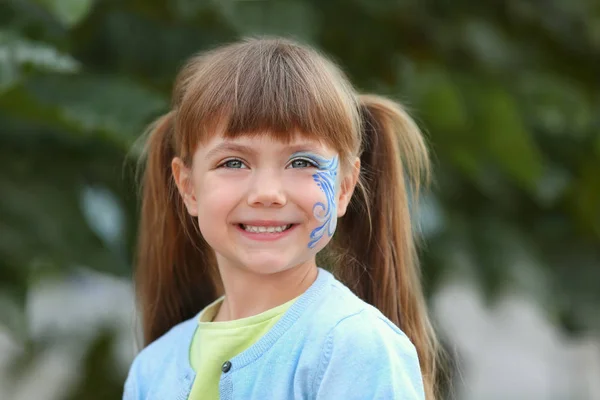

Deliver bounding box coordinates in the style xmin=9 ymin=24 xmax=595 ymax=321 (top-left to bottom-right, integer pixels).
xmin=219 ymin=159 xmax=248 ymax=169
xmin=288 ymin=158 xmax=318 ymax=169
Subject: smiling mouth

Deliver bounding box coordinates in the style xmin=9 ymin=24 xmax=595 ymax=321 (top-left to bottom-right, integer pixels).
xmin=238 ymin=224 xmax=294 ymax=233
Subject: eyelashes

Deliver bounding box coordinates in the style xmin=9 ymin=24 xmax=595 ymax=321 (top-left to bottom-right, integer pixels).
xmin=288 ymin=152 xmax=333 ymax=169
xmin=289 ymin=157 xmax=319 ymax=169
xmin=217 ymin=156 xmax=320 ymax=169
xmin=218 ymin=158 xmax=249 ymax=169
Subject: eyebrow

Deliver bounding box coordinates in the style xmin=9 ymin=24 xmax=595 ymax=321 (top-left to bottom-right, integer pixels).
xmin=286 ymin=143 xmax=325 ymax=155
xmin=205 ymin=143 xmax=259 ymax=160
xmin=205 ymin=141 xmax=325 ymax=159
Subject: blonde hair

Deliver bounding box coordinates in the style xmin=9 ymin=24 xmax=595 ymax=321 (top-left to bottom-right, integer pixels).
xmin=136 ymin=37 xmax=441 ymax=399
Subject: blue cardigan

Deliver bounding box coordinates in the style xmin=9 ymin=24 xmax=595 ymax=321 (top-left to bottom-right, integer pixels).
xmin=123 ymin=268 xmax=425 ymax=400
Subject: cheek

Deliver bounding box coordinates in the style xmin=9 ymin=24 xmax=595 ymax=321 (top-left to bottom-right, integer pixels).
xmin=288 ymin=171 xmax=339 ymax=250
xmin=287 ymin=174 xmax=327 ymax=216
xmin=195 ymin=175 xmax=242 ymax=231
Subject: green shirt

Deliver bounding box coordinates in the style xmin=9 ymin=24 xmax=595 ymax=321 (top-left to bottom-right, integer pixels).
xmin=188 ymin=296 xmax=297 ymax=400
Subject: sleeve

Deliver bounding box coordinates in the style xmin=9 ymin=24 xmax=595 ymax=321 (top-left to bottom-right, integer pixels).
xmin=313 ymin=311 xmax=425 ymax=400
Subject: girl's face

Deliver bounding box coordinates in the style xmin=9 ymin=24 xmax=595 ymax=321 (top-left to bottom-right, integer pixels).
xmin=172 ymin=133 xmax=359 ymax=277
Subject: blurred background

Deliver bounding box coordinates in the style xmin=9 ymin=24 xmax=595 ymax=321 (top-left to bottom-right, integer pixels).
xmin=1 ymin=0 xmax=599 ymax=399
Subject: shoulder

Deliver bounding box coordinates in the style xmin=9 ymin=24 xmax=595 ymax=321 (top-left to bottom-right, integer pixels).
xmin=319 ymin=281 xmax=419 ymax=364
xmin=311 ymin=271 xmax=377 ymax=320
xmin=309 ymin=275 xmax=425 ymax=399
xmin=313 ymin=272 xmax=407 ymax=337
xmin=123 ymin=315 xmax=197 ymax=399
xmin=323 ymin=307 xmax=419 ymax=365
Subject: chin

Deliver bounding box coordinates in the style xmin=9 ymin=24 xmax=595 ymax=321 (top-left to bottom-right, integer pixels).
xmin=237 ymin=254 xmax=293 ymax=275
xmin=243 ymin=261 xmax=290 ymax=276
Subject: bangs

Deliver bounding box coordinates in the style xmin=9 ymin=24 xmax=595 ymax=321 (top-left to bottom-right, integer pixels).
xmin=175 ymin=38 xmax=358 ymax=162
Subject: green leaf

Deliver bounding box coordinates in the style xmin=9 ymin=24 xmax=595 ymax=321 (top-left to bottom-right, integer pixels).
xmin=416 ymin=67 xmax=469 ymax=135
xmin=0 ymin=258 xmax=28 ymax=340
xmin=0 ymin=74 xmax=167 ymax=144
xmin=218 ymin=0 xmax=319 ymax=40
xmin=447 ymin=147 xmax=483 ymax=181
xmin=460 ymin=20 xmax=514 ymax=70
xmin=534 ymin=164 xmax=571 ymax=207
xmin=0 ymin=31 xmax=80 ymax=92
xmin=571 ymin=160 xmax=600 ymax=238
xmin=517 ymin=73 xmax=592 ymax=139
xmin=172 ymin=0 xmax=214 ymax=18
xmin=34 ymin=0 xmax=94 ymax=27
xmin=0 ymin=138 xmax=134 ymax=278
xmin=478 ymin=87 xmax=544 ymax=190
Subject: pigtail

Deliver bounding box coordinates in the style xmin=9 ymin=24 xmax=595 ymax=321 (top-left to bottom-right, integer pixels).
xmin=333 ymin=95 xmax=439 ymax=400
xmin=135 ymin=111 xmax=218 ymax=346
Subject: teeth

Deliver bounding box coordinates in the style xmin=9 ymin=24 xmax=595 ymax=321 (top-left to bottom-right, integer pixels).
xmin=242 ymin=224 xmax=290 ymax=233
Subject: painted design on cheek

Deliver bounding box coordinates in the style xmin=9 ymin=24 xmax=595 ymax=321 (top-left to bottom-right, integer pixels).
xmin=307 ymin=155 xmax=339 ymax=249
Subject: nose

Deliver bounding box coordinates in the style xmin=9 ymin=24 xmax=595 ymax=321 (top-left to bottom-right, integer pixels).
xmin=247 ymin=168 xmax=287 ymax=208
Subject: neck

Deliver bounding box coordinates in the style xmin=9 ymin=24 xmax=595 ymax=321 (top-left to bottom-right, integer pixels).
xmin=213 ymin=259 xmax=318 ymax=322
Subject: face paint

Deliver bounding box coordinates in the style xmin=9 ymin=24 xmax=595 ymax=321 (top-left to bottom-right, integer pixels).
xmin=306 ymin=154 xmax=339 ymax=249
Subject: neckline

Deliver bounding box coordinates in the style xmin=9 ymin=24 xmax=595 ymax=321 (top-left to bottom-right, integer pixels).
xmin=198 ymin=295 xmax=299 ymax=329
xmin=177 ymin=267 xmax=333 ymax=378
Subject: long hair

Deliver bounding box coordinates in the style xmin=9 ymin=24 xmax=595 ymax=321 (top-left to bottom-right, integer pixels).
xmin=135 ymin=37 xmax=440 ymax=399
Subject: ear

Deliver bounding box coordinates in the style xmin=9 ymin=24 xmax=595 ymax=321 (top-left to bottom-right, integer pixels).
xmin=171 ymin=157 xmax=198 ymax=216
xmin=337 ymin=157 xmax=360 ymax=217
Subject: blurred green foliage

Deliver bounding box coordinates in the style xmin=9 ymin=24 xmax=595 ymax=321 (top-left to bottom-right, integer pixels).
xmin=1 ymin=0 xmax=599 ymax=397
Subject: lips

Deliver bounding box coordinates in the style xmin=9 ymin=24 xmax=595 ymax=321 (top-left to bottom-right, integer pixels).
xmin=236 ymin=220 xmax=296 ymax=227
xmin=239 ymin=224 xmax=293 ymax=233
xmin=234 ymin=220 xmax=299 ymax=239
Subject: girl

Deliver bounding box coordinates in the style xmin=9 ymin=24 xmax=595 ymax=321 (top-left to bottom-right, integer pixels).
xmin=124 ymin=37 xmax=440 ymax=400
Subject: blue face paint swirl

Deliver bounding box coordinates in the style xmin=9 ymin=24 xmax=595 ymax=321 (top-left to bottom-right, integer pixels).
xmin=300 ymin=154 xmax=339 ymax=249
